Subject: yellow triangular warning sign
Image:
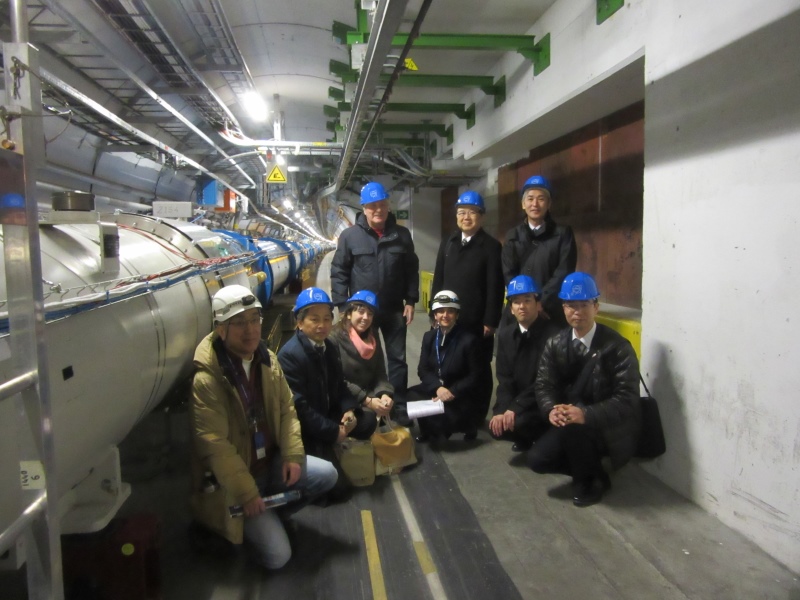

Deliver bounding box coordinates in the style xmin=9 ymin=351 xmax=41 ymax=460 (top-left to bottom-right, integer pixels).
xmin=404 ymin=58 xmax=418 ymax=71
xmin=266 ymin=165 xmax=287 ymax=183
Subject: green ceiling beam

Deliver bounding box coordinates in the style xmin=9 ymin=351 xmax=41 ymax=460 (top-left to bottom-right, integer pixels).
xmin=346 ymin=32 xmax=537 ymax=57
xmin=346 ymin=32 xmax=550 ymax=75
xmin=446 ymin=125 xmax=453 ymax=146
xmin=329 ymin=59 xmax=357 ymax=83
xmin=379 ymin=138 xmax=427 ymax=147
xmin=328 ymin=86 xmax=345 ymax=101
xmin=372 ymin=123 xmax=448 ymax=137
xmin=378 ymin=74 xmax=506 ymax=106
xmin=597 ymin=0 xmax=624 ymax=24
xmin=337 ymin=101 xmax=476 ymax=125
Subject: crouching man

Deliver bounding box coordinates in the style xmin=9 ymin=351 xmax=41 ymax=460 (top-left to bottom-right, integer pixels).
xmin=189 ymin=285 xmax=337 ymax=569
xmin=530 ymin=273 xmax=640 ymax=507
xmin=489 ymin=275 xmax=560 ymax=451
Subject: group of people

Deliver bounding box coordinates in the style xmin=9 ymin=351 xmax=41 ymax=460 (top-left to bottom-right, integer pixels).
xmin=187 ymin=175 xmax=642 ymax=570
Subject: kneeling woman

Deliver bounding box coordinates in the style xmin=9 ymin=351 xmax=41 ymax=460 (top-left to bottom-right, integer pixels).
xmin=278 ymin=288 xmax=378 ymax=463
xmin=329 ymin=290 xmax=395 ymax=420
xmin=408 ymin=290 xmax=482 ymax=442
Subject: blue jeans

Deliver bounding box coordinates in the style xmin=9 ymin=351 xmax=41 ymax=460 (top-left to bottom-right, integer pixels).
xmin=374 ymin=309 xmax=408 ymax=393
xmin=243 ymin=454 xmax=337 ymax=569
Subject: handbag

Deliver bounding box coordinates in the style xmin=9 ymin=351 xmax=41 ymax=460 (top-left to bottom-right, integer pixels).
xmin=371 ymin=418 xmax=417 ymax=476
xmin=636 ymin=375 xmax=667 ymax=458
xmin=334 ymin=438 xmax=376 ymax=487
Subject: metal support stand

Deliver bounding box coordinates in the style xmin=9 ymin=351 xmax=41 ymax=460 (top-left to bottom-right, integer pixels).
xmin=0 ymin=1 xmax=64 ymax=598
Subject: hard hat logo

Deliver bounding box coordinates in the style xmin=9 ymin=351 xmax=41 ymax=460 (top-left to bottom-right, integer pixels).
xmin=558 ymin=272 xmax=600 ymax=301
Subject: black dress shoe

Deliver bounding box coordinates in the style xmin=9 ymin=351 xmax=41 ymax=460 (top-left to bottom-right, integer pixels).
xmin=463 ymin=429 xmax=478 ymax=441
xmin=572 ymin=479 xmax=603 ymax=507
xmin=415 ymin=433 xmax=430 ymax=443
xmin=511 ymin=441 xmax=532 ymax=452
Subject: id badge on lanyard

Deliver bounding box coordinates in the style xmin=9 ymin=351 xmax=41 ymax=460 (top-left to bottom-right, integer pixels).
xmin=253 ymin=420 xmax=267 ymax=459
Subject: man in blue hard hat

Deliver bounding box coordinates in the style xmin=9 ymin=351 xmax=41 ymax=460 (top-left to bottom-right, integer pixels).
xmin=189 ymin=285 xmax=338 ymax=569
xmin=489 ymin=275 xmax=561 ymax=451
xmin=432 ymin=190 xmax=504 ymax=436
xmin=502 ymin=175 xmax=577 ymax=327
xmin=529 ymin=272 xmax=641 ymax=507
xmin=278 ymin=287 xmax=378 ymax=460
xmin=331 ymin=181 xmax=420 ymax=405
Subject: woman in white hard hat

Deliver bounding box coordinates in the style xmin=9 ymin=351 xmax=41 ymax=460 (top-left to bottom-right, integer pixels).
xmin=406 ymin=290 xmax=482 ymax=442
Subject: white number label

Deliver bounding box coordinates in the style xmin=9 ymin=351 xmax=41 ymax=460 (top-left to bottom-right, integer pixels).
xmin=20 ymin=461 xmax=46 ymax=489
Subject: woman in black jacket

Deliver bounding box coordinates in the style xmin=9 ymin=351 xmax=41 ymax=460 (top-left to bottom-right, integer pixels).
xmin=407 ymin=291 xmax=482 ymax=442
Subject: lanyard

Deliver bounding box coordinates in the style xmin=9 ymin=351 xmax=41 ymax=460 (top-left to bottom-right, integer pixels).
xmin=435 ymin=327 xmax=447 ymax=378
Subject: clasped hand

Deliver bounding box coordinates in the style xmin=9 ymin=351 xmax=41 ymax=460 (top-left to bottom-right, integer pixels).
xmin=549 ymin=403 xmax=585 ymax=427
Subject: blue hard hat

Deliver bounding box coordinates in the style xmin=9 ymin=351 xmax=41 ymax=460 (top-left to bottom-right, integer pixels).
xmin=558 ymin=272 xmax=600 ymax=301
xmin=456 ymin=190 xmax=485 ymax=214
xmin=360 ymin=181 xmax=389 ymax=205
xmin=293 ymin=287 xmax=333 ymax=315
xmin=346 ymin=290 xmax=379 ymax=312
xmin=506 ymin=275 xmax=541 ymax=298
xmin=521 ymin=175 xmax=552 ymax=196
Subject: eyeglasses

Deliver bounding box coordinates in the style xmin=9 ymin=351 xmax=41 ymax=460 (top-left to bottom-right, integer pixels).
xmin=227 ymin=315 xmax=263 ymax=328
xmin=217 ymin=294 xmax=257 ymax=315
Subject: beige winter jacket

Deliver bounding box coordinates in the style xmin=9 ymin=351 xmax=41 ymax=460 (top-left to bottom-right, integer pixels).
xmin=189 ymin=332 xmax=304 ymax=544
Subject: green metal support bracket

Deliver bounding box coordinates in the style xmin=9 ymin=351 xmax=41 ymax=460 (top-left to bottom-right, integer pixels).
xmin=329 ymin=59 xmax=358 ymax=83
xmin=323 ymin=105 xmax=339 ymax=118
xmin=597 ymin=0 xmax=624 ymax=24
xmin=446 ymin=125 xmax=453 ymax=146
xmin=328 ymin=87 xmax=345 ymax=102
xmin=332 ymin=21 xmax=355 ymax=44
xmin=491 ymin=76 xmax=506 ymax=108
xmin=326 ymin=120 xmax=336 ymax=132
xmin=533 ymin=33 xmax=550 ymax=75
xmin=346 ymin=32 xmax=537 ymax=61
xmin=465 ymin=104 xmax=476 ymax=130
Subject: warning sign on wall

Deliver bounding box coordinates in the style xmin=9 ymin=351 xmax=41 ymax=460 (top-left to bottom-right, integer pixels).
xmin=266 ymin=164 xmax=287 ymax=184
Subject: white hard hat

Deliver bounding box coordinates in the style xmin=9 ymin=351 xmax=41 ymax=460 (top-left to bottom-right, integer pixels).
xmin=431 ymin=290 xmax=460 ymax=312
xmin=212 ymin=285 xmax=262 ymax=322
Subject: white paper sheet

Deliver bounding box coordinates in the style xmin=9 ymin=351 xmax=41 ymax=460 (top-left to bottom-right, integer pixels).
xmin=406 ymin=399 xmax=445 ymax=419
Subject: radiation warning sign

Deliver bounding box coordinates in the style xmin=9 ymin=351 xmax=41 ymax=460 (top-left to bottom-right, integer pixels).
xmin=266 ymin=164 xmax=287 ymax=184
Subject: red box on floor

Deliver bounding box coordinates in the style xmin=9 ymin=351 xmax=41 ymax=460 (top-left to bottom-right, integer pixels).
xmin=62 ymin=514 xmax=162 ymax=600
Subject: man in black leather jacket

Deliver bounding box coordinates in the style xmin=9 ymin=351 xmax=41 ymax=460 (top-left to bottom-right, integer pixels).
xmin=530 ymin=272 xmax=641 ymax=507
xmin=330 ymin=182 xmax=419 ymax=396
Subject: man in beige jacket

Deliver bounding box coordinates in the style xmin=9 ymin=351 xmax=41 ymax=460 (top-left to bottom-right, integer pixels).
xmin=189 ymin=285 xmax=337 ymax=569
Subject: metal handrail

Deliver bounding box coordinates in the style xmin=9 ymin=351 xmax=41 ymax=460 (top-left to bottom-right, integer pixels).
xmin=0 ymin=491 xmax=47 ymax=555
xmin=0 ymin=370 xmax=37 ymax=403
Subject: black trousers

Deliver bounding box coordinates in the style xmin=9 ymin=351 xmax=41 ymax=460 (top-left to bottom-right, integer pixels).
xmin=526 ymin=424 xmax=604 ymax=483
xmin=406 ymin=385 xmax=472 ymax=438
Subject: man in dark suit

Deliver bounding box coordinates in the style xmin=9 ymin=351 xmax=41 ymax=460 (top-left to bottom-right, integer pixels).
xmin=432 ymin=190 xmax=504 ymax=434
xmin=489 ymin=276 xmax=560 ymax=451
xmin=530 ymin=272 xmax=641 ymax=507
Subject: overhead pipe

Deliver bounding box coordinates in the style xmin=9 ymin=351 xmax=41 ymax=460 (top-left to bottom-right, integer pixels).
xmin=332 ymin=0 xmax=410 ymax=192
xmin=343 ymin=0 xmax=434 ymax=190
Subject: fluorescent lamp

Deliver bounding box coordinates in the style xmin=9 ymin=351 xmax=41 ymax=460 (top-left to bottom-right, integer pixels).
xmin=242 ymin=91 xmax=268 ymax=122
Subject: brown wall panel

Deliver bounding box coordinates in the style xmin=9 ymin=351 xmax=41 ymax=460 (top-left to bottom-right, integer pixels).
xmin=498 ymin=101 xmax=644 ymax=309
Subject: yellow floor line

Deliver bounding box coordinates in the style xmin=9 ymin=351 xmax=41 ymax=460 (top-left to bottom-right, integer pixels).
xmin=361 ymin=510 xmax=388 ymax=600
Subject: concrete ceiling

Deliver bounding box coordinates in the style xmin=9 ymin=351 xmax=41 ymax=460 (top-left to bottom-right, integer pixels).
xmin=1 ymin=0 xmax=564 ymax=194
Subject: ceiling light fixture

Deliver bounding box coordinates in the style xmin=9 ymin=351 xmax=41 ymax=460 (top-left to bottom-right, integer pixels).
xmin=242 ymin=91 xmax=268 ymax=122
